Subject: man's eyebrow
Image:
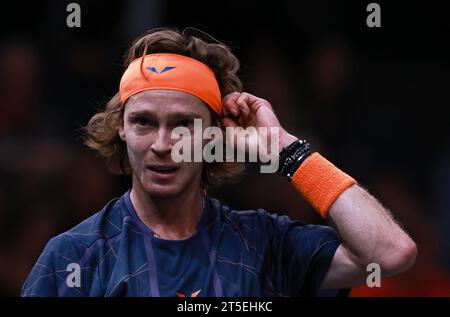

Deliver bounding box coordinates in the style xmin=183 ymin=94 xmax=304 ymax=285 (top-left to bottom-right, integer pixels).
xmin=128 ymin=110 xmax=157 ymax=117
xmin=130 ymin=110 xmax=201 ymax=118
xmin=128 ymin=110 xmax=202 ymax=119
xmin=170 ymin=112 xmax=203 ymax=119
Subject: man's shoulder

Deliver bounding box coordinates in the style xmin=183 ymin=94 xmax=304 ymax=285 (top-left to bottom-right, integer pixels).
xmin=207 ymin=196 xmax=296 ymax=232
xmin=47 ymin=194 xmax=127 ymax=252
xmin=208 ymin=196 xmax=337 ymax=238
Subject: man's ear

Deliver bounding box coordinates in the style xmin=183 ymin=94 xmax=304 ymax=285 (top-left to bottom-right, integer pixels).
xmin=118 ymin=121 xmax=126 ymax=142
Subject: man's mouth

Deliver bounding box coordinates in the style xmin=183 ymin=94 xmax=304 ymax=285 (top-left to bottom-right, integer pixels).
xmin=147 ymin=165 xmax=180 ymax=174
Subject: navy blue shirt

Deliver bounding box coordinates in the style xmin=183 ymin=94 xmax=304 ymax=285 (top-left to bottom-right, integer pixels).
xmin=21 ymin=190 xmax=341 ymax=297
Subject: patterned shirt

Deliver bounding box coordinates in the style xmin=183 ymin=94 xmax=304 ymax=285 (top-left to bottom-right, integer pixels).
xmin=21 ymin=190 xmax=341 ymax=297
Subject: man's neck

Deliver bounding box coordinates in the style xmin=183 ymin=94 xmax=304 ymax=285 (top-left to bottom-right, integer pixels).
xmin=130 ymin=178 xmax=204 ymax=241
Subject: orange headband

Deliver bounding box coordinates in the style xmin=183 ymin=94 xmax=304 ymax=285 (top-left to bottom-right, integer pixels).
xmin=119 ymin=53 xmax=222 ymax=114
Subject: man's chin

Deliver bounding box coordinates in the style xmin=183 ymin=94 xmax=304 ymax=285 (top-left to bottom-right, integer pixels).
xmin=142 ymin=184 xmax=182 ymax=198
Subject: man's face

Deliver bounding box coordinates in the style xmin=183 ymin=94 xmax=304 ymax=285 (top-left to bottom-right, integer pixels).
xmin=119 ymin=90 xmax=212 ymax=198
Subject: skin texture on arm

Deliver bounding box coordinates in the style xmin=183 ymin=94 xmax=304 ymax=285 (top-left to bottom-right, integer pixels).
xmin=321 ymin=184 xmax=417 ymax=289
xmin=220 ymin=91 xmax=417 ymax=290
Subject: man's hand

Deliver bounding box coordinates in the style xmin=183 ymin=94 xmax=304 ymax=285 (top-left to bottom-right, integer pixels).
xmin=220 ymin=92 xmax=298 ymax=151
xmin=220 ymin=94 xmax=417 ymax=290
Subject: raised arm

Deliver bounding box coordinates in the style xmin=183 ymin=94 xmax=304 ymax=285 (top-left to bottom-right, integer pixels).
xmin=220 ymin=91 xmax=417 ymax=289
xmin=322 ymin=184 xmax=417 ymax=288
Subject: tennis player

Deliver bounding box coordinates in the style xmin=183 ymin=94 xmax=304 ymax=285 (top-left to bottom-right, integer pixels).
xmin=21 ymin=28 xmax=416 ymax=297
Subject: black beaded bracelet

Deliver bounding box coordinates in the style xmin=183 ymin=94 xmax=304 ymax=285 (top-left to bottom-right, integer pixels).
xmin=276 ymin=139 xmax=312 ymax=181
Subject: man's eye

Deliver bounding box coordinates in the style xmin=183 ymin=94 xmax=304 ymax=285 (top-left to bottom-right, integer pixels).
xmin=134 ymin=117 xmax=152 ymax=127
xmin=179 ymin=119 xmax=193 ymax=127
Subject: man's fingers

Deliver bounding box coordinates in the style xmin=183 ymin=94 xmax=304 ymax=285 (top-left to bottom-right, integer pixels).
xmin=221 ymin=92 xmax=267 ymax=125
xmin=236 ymin=93 xmax=253 ymax=119
xmin=222 ymin=92 xmax=241 ymax=118
xmin=222 ymin=105 xmax=238 ymax=117
xmin=220 ymin=117 xmax=238 ymax=128
xmin=222 ymin=92 xmax=240 ymax=108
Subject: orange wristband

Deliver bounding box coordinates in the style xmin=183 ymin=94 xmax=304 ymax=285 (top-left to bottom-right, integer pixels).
xmin=291 ymin=152 xmax=356 ymax=218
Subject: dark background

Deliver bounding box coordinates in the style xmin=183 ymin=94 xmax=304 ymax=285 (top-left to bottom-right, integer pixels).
xmin=0 ymin=0 xmax=449 ymax=296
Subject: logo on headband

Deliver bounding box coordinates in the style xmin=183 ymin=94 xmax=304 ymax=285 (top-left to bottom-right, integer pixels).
xmin=146 ymin=66 xmax=176 ymax=74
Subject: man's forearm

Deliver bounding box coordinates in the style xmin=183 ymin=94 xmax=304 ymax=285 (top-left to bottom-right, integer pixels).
xmin=278 ymin=134 xmax=417 ymax=276
xmin=328 ymin=184 xmax=417 ymax=275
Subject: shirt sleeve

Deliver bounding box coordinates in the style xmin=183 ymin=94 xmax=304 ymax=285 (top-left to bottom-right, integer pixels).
xmin=21 ymin=234 xmax=98 ymax=297
xmin=265 ymin=213 xmax=342 ymax=297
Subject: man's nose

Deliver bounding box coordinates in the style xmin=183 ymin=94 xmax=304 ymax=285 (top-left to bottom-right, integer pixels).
xmin=150 ymin=128 xmax=173 ymax=156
